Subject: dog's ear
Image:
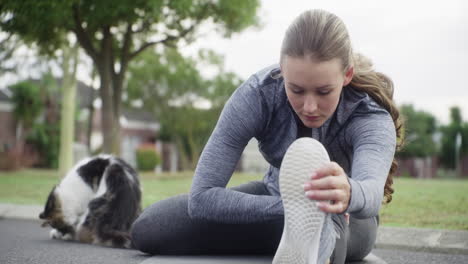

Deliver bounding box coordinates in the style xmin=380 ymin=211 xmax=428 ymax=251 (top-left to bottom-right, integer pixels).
xmin=40 ymin=185 xmax=58 ymax=221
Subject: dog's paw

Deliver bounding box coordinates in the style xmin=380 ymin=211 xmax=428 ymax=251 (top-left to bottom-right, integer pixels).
xmin=50 ymin=229 xmax=73 ymax=240
xmin=50 ymin=229 xmax=63 ymax=239
xmin=62 ymin=233 xmax=73 ymax=240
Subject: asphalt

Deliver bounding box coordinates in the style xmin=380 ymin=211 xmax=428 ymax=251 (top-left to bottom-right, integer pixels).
xmin=1 ymin=203 xmax=467 ymax=263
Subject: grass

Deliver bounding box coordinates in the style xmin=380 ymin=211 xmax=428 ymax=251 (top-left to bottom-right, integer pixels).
xmin=379 ymin=178 xmax=468 ymax=230
xmin=1 ymin=169 xmax=467 ymax=230
xmin=0 ymin=169 xmax=262 ymax=208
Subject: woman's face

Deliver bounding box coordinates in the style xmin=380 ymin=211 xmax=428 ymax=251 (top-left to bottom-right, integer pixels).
xmin=282 ymin=55 xmax=353 ymax=128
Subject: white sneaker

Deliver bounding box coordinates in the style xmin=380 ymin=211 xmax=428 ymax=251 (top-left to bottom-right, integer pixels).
xmin=273 ymin=138 xmax=330 ymax=264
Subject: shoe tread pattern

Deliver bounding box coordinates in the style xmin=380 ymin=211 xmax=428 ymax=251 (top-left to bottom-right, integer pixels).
xmin=273 ymin=138 xmax=330 ymax=264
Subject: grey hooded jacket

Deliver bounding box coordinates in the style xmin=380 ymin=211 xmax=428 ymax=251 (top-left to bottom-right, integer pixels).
xmin=188 ymin=65 xmax=396 ymax=224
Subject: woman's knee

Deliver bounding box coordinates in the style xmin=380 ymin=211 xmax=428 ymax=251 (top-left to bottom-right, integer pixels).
xmin=346 ymin=216 xmax=378 ymax=261
xmin=130 ymin=195 xmax=191 ymax=254
xmin=130 ymin=214 xmax=155 ymax=254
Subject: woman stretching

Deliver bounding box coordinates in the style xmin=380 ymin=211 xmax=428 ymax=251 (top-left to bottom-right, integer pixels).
xmin=131 ymin=9 xmax=401 ymax=264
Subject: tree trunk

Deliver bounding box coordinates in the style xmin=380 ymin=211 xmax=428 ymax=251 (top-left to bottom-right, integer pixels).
xmin=73 ymin=21 xmax=135 ymax=157
xmin=86 ymin=69 xmax=96 ymax=152
xmin=111 ymin=70 xmax=123 ymax=155
xmin=58 ymin=42 xmax=79 ymax=176
xmin=97 ymin=28 xmax=116 ymax=154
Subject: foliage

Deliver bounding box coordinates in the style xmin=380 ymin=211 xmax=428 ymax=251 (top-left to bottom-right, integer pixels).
xmin=8 ymin=77 xmax=62 ymax=169
xmin=10 ymin=81 xmax=43 ymax=131
xmin=0 ymin=0 xmax=261 ymax=154
xmin=0 ymin=33 xmax=18 ymax=73
xmin=136 ymin=145 xmax=161 ymax=171
xmin=26 ymin=123 xmax=60 ymax=168
xmin=127 ymin=47 xmax=243 ymax=169
xmin=439 ymin=107 xmax=468 ymax=169
xmin=397 ymin=104 xmax=438 ymax=158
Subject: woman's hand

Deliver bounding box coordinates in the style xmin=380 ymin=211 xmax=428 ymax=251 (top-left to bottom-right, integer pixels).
xmin=303 ymin=161 xmax=351 ymax=214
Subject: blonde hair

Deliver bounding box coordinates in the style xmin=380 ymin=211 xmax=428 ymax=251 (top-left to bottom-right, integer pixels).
xmin=281 ymin=9 xmax=403 ymax=203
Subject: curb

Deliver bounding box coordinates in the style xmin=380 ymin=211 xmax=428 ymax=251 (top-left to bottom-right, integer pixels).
xmin=377 ymin=226 xmax=468 ymax=255
xmin=0 ymin=203 xmax=42 ymax=220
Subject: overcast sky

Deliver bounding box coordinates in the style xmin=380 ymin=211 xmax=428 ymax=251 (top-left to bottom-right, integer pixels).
xmin=182 ymin=0 xmax=468 ymax=124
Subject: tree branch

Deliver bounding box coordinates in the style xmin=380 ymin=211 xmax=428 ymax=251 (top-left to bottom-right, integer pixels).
xmin=131 ymin=21 xmax=151 ymax=34
xmin=71 ymin=4 xmax=98 ymax=62
xmin=119 ymin=23 xmax=132 ymax=76
xmin=129 ymin=24 xmax=195 ymax=60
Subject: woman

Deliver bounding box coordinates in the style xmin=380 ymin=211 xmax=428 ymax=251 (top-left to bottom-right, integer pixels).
xmin=131 ymin=9 xmax=402 ymax=264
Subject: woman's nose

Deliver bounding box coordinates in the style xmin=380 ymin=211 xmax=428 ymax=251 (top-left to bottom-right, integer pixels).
xmin=303 ymin=95 xmax=318 ymax=113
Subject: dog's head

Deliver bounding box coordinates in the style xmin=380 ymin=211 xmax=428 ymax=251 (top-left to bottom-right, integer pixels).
xmin=39 ymin=186 xmax=74 ymax=236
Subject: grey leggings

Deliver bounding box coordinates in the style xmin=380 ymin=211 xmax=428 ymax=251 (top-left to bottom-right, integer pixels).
xmin=130 ymin=181 xmax=378 ymax=263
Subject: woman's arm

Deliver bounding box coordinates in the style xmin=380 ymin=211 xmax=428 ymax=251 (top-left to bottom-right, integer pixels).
xmin=346 ymin=113 xmax=396 ymax=218
xmin=302 ymin=112 xmax=396 ymax=218
xmin=188 ymin=76 xmax=283 ymax=224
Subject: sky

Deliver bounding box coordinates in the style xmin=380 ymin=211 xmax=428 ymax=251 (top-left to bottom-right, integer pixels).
xmin=181 ymin=0 xmax=468 ymax=124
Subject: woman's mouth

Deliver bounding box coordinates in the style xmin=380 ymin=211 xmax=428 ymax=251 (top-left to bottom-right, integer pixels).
xmin=304 ymin=115 xmax=320 ymax=121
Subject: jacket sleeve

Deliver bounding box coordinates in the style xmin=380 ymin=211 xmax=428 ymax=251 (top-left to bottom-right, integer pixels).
xmin=188 ymin=76 xmax=283 ymax=224
xmin=345 ymin=112 xmax=396 ymax=219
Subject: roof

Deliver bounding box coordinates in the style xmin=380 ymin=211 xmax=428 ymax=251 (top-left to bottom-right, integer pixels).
xmin=0 ymin=89 xmax=11 ymax=102
xmin=122 ymin=108 xmax=158 ymax=123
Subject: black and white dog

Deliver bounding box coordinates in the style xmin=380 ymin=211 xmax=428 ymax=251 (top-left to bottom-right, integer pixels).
xmin=39 ymin=155 xmax=141 ymax=248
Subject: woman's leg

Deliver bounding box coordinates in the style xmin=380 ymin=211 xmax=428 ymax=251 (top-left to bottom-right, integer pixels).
xmin=131 ymin=181 xmax=284 ymax=255
xmin=329 ymin=214 xmax=348 ymax=264
xmin=329 ymin=215 xmax=378 ymax=263
xmin=345 ymin=216 xmax=378 ymax=261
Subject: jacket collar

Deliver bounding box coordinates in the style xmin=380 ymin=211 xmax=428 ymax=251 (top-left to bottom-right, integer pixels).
xmin=335 ymin=86 xmax=369 ymax=126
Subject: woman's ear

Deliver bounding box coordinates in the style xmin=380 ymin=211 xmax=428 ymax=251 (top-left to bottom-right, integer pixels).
xmin=343 ymin=66 xmax=354 ymax=86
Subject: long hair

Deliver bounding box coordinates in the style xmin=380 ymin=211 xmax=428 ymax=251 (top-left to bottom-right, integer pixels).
xmin=280 ymin=9 xmax=403 ymax=203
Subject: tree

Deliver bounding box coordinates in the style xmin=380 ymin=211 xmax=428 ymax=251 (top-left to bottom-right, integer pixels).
xmin=9 ymin=79 xmax=60 ymax=168
xmin=397 ymin=104 xmax=438 ymax=158
xmin=10 ymin=81 xmax=43 ymax=147
xmin=58 ymin=41 xmax=80 ymax=175
xmin=439 ymin=106 xmax=468 ymax=169
xmin=0 ymin=33 xmax=18 ymax=74
xmin=27 ymin=74 xmax=62 ymax=168
xmin=1 ymin=0 xmax=260 ymax=155
xmin=126 ymin=47 xmax=242 ymax=169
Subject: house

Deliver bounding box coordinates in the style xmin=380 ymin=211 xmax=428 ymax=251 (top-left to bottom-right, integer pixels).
xmin=0 ymin=89 xmax=15 ymax=153
xmin=89 ymin=107 xmax=161 ymax=168
xmin=0 ymin=81 xmax=167 ymax=170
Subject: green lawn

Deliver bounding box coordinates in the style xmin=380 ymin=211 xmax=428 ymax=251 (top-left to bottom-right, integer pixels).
xmin=379 ymin=178 xmax=468 ymax=230
xmin=1 ymin=169 xmax=467 ymax=230
xmin=0 ymin=169 xmax=262 ymax=208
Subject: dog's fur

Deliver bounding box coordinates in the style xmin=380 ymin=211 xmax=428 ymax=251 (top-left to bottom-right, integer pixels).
xmin=39 ymin=155 xmax=141 ymax=248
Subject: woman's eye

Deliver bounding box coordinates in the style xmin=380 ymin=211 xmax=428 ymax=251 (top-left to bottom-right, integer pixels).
xmin=289 ymin=87 xmax=303 ymax=94
xmin=318 ymin=90 xmax=331 ymax=95
xmin=292 ymin=89 xmax=303 ymax=94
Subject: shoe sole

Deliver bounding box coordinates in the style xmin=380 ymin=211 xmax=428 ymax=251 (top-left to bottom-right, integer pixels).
xmin=273 ymin=138 xmax=330 ymax=264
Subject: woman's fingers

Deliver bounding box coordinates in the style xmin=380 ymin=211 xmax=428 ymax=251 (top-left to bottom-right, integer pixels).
xmin=311 ymin=162 xmax=343 ymax=180
xmin=317 ymin=200 xmax=348 ymax=214
xmin=304 ymin=175 xmax=343 ymax=190
xmin=304 ymin=172 xmax=349 ymax=192
xmin=303 ymin=162 xmax=351 ymax=214
xmin=305 ymin=187 xmax=346 ymax=201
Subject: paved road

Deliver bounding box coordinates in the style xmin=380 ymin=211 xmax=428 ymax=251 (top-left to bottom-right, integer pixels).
xmin=2 ymin=218 xmax=468 ymax=264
